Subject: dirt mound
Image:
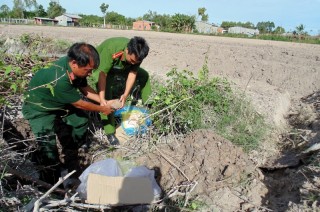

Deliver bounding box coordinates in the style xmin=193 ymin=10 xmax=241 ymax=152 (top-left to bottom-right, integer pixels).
xmin=129 ymin=129 xmax=257 ymax=209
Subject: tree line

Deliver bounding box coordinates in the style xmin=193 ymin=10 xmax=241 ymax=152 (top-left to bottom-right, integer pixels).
xmin=0 ymin=0 xmax=65 ymax=19
xmin=0 ymin=0 xmax=309 ymax=35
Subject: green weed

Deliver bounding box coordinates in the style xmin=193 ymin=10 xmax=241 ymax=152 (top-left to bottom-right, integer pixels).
xmin=217 ymin=33 xmax=320 ymax=45
xmin=187 ymin=199 xmax=208 ymax=211
xmin=21 ymin=195 xmax=33 ymax=205
xmin=215 ymin=93 xmax=267 ymax=152
xmin=157 ymin=196 xmax=208 ymax=211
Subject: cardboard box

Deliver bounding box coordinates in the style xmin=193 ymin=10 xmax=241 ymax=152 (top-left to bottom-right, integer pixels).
xmin=86 ymin=173 xmax=154 ymax=205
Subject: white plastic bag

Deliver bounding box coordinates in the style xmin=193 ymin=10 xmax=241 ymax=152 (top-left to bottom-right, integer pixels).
xmin=125 ymin=166 xmax=162 ymax=198
xmin=76 ymin=158 xmax=122 ymax=199
xmin=76 ymin=159 xmax=162 ymax=200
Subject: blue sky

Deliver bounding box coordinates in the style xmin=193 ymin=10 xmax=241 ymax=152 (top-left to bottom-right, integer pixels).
xmin=2 ymin=0 xmax=320 ymax=34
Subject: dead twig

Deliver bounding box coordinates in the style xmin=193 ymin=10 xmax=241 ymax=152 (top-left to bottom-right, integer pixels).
xmin=1 ymin=105 xmax=5 ymax=140
xmin=244 ymin=73 xmax=253 ymax=94
xmin=144 ymin=96 xmax=192 ymax=121
xmin=0 ymin=164 xmax=66 ymax=195
xmin=0 ymin=181 xmax=3 ymax=197
xmin=0 ymin=163 xmax=5 ymax=196
xmin=183 ymin=181 xmax=198 ymax=207
xmin=33 ymin=170 xmax=76 ymax=212
xmin=42 ymin=198 xmax=111 ymax=211
xmin=153 ymin=143 xmax=190 ymax=181
xmin=65 ymin=202 xmax=111 ymax=210
xmin=231 ymin=189 xmax=273 ymax=211
xmin=154 ymin=180 xmax=197 ymax=207
xmin=302 ymin=143 xmax=320 ymax=154
xmin=40 ymin=193 xmax=79 ymax=210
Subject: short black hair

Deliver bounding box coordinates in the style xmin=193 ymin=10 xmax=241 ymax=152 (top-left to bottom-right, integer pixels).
xmin=127 ymin=36 xmax=149 ymax=61
xmin=67 ymin=42 xmax=100 ymax=69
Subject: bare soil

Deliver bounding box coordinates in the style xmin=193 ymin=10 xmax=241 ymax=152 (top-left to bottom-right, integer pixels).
xmin=1 ymin=24 xmax=320 ymax=211
xmin=2 ymin=24 xmax=319 ymax=127
xmin=135 ymin=130 xmax=256 ymax=210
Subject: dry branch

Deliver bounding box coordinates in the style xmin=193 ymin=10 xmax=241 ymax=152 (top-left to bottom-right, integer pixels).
xmin=153 ymin=144 xmax=190 ymax=181
xmin=33 ymin=170 xmax=76 ymax=212
xmin=1 ymin=106 xmax=6 ymax=140
xmin=0 ymin=164 xmax=66 ymax=195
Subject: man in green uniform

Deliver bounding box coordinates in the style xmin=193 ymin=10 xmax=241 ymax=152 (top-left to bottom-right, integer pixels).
xmin=92 ymin=36 xmax=151 ymax=145
xmin=23 ymin=42 xmax=115 ymax=184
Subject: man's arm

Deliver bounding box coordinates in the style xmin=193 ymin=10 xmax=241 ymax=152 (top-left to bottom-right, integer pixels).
xmin=79 ymin=86 xmax=100 ymax=103
xmin=98 ymin=71 xmax=107 ymax=106
xmin=72 ymin=99 xmax=114 ymax=115
xmin=119 ymin=71 xmax=137 ymax=107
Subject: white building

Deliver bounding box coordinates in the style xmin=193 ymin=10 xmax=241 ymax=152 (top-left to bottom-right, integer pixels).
xmin=195 ymin=21 xmax=219 ymax=34
xmin=55 ymin=14 xmax=82 ymax=26
xmin=228 ymin=26 xmax=259 ymax=36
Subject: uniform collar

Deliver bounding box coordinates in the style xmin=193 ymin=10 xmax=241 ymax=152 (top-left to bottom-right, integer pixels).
xmin=66 ymin=60 xmax=75 ymax=84
xmin=121 ymin=49 xmax=127 ymax=62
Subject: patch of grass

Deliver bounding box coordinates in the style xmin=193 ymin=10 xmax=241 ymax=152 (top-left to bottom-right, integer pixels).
xmin=214 ymin=32 xmax=320 ymax=45
xmin=156 ymin=196 xmax=209 ymax=211
xmin=186 ymin=199 xmax=208 ymax=211
xmin=256 ymin=34 xmax=320 ymax=44
xmin=215 ymin=93 xmax=268 ymax=152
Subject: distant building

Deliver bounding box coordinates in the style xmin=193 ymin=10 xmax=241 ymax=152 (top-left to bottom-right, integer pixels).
xmin=132 ymin=20 xmax=156 ymax=31
xmin=55 ymin=13 xmax=82 ymax=26
xmin=34 ymin=17 xmax=58 ymax=25
xmin=194 ymin=21 xmax=226 ymax=34
xmin=282 ymin=32 xmax=294 ymax=36
xmin=228 ymin=26 xmax=259 ymax=35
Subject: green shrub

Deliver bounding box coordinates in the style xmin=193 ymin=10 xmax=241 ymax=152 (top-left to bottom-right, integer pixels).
xmin=256 ymin=34 xmax=320 ymax=44
xmin=148 ymin=60 xmax=267 ymax=151
xmin=149 ymin=68 xmax=231 ymax=134
xmin=0 ymin=34 xmax=71 ymax=107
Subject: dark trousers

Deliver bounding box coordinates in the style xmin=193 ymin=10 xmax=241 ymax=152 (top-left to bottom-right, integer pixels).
xmin=24 ymin=106 xmax=88 ymax=183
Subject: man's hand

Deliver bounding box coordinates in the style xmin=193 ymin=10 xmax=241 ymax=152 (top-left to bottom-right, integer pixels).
xmin=72 ymin=99 xmax=114 ymax=115
xmin=119 ymin=94 xmax=128 ymax=108
xmin=120 ymin=71 xmax=136 ymax=108
xmin=101 ymin=105 xmax=114 ymax=115
xmin=107 ymin=99 xmax=122 ymax=110
xmin=100 ymin=98 xmax=108 ymax=106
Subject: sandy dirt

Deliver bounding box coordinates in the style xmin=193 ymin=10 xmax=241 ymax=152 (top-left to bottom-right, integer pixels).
xmin=1 ymin=24 xmax=320 ymax=211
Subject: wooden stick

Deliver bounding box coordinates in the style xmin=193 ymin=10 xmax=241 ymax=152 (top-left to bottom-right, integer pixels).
xmin=1 ymin=105 xmax=5 ymax=140
xmin=183 ymin=181 xmax=198 ymax=207
xmin=0 ymin=164 xmax=66 ymax=195
xmin=33 ymin=170 xmax=76 ymax=212
xmin=144 ymin=96 xmax=192 ymax=120
xmin=153 ymin=144 xmax=190 ymax=181
xmin=42 ymin=201 xmax=111 ymax=211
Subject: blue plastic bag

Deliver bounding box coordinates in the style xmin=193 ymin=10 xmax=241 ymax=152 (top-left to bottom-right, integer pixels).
xmin=114 ymin=106 xmax=152 ymax=136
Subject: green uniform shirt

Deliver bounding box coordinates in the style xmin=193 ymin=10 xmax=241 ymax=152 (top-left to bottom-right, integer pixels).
xmin=23 ymin=56 xmax=86 ymax=118
xmin=91 ymin=37 xmax=140 ymax=83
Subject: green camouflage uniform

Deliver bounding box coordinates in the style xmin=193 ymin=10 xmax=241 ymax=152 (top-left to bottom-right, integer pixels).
xmin=92 ymin=37 xmax=151 ymax=134
xmin=22 ymin=56 xmax=88 ymax=181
